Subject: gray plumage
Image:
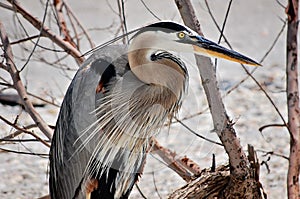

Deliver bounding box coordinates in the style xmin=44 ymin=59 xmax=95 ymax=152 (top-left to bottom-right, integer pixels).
xmin=49 ymin=21 xmax=260 ymax=199
xmin=49 ymin=44 xmax=187 ymax=199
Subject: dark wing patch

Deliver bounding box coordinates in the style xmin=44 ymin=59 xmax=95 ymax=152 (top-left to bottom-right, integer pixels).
xmin=91 ymin=59 xmax=116 ymax=94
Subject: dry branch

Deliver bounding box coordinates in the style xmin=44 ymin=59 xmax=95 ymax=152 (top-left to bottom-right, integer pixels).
xmin=175 ymin=0 xmax=249 ymax=179
xmin=168 ymin=165 xmax=230 ymax=199
xmin=6 ymin=0 xmax=85 ymax=64
xmin=286 ymin=0 xmax=300 ymax=198
xmin=0 ymin=21 xmax=53 ymax=140
xmin=151 ymin=138 xmax=200 ymax=182
xmin=53 ymin=0 xmax=77 ymax=48
xmin=64 ymin=2 xmax=95 ymax=49
xmin=173 ymin=0 xmax=263 ymax=198
xmin=0 ymin=115 xmax=50 ymax=147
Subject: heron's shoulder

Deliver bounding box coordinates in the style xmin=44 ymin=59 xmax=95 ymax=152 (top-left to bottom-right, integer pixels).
xmin=80 ymin=44 xmax=129 ymax=75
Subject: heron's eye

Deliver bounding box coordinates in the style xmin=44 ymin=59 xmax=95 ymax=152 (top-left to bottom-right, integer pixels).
xmin=177 ymin=32 xmax=185 ymax=39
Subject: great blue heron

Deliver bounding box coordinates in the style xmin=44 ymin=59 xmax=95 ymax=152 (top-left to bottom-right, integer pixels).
xmin=49 ymin=21 xmax=259 ymax=199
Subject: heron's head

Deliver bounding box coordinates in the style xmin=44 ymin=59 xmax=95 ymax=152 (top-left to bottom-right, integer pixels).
xmin=127 ymin=21 xmax=260 ymax=100
xmin=129 ymin=21 xmax=260 ymax=66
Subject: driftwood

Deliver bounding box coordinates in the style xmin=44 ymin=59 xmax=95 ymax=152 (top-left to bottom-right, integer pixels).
xmin=169 ymin=165 xmax=230 ymax=199
xmin=169 ymin=145 xmax=264 ymax=199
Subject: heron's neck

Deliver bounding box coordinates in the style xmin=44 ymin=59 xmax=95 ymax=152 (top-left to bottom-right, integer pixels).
xmin=127 ymin=48 xmax=188 ymax=104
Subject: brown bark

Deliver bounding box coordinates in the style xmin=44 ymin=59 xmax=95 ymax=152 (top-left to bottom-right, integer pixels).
xmin=0 ymin=21 xmax=53 ymax=140
xmin=286 ymin=0 xmax=300 ymax=198
xmin=169 ymin=165 xmax=230 ymax=199
xmin=175 ymin=0 xmax=250 ymax=180
xmin=53 ymin=0 xmax=77 ymax=48
xmin=175 ymin=0 xmax=249 ymax=180
xmin=151 ymin=138 xmax=201 ymax=182
xmin=169 ymin=146 xmax=263 ymax=199
xmin=171 ymin=0 xmax=263 ymax=198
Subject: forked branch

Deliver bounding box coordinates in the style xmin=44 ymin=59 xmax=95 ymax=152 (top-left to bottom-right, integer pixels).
xmin=175 ymin=0 xmax=249 ymax=179
xmin=0 ymin=21 xmax=53 ymax=140
xmin=6 ymin=0 xmax=85 ymax=64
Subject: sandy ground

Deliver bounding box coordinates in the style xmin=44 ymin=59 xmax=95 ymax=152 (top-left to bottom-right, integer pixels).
xmin=0 ymin=0 xmax=297 ymax=198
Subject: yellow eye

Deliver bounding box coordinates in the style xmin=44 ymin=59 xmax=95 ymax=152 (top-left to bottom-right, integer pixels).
xmin=178 ymin=32 xmax=185 ymax=39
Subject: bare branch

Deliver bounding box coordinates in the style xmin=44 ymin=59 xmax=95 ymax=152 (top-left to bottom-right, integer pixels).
xmin=286 ymin=0 xmax=300 ymax=198
xmin=152 ymin=171 xmax=163 ymax=199
xmin=135 ymin=184 xmax=147 ymax=199
xmin=175 ymin=0 xmax=249 ymax=179
xmin=53 ymin=0 xmax=77 ymax=48
xmin=0 ymin=147 xmax=49 ymax=157
xmin=258 ymin=123 xmax=286 ymax=132
xmin=151 ymin=138 xmax=196 ymax=182
xmin=139 ymin=0 xmax=161 ymax=20
xmin=0 ymin=21 xmax=53 ymax=140
xmin=0 ymin=115 xmax=50 ymax=147
xmin=64 ymin=4 xmax=96 ymax=48
xmin=7 ymin=0 xmax=85 ymax=64
xmin=175 ymin=118 xmax=223 ymax=146
xmin=0 ymin=124 xmax=37 ymax=141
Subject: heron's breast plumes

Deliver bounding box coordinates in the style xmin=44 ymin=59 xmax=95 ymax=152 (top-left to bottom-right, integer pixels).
xmin=81 ymin=69 xmax=187 ymax=198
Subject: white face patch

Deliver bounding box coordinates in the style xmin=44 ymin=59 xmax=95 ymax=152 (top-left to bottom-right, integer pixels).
xmin=129 ymin=30 xmax=194 ymax=55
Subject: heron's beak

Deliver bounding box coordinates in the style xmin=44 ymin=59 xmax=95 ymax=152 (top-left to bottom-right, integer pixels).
xmin=190 ymin=35 xmax=261 ymax=66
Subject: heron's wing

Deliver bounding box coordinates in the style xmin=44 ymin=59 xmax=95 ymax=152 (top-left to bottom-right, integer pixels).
xmin=49 ymin=45 xmax=130 ymax=199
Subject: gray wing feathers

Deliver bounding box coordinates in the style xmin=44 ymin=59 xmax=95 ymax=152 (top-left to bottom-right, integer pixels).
xmin=50 ymin=45 xmax=128 ymax=199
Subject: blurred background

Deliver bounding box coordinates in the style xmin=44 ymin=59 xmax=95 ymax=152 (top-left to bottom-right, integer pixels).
xmin=0 ymin=0 xmax=295 ymax=198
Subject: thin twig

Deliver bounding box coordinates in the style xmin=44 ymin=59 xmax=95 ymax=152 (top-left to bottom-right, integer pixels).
xmin=0 ymin=115 xmax=50 ymax=147
xmin=0 ymin=147 xmax=49 ymax=157
xmin=0 ymin=20 xmax=53 ymax=140
xmin=117 ymin=0 xmax=128 ymax=44
xmin=0 ymin=138 xmax=50 ymax=143
xmin=152 ymin=171 xmax=163 ymax=199
xmin=0 ymin=124 xmax=37 ymax=141
xmin=214 ymin=0 xmax=232 ymax=68
xmin=135 ymin=184 xmax=147 ymax=199
xmin=258 ymin=123 xmax=286 ymax=132
xmin=175 ymin=118 xmax=223 ymax=146
xmin=7 ymin=0 xmax=85 ymax=64
xmin=64 ymin=3 xmax=80 ymax=50
xmin=256 ymin=149 xmax=289 ymax=160
xmin=140 ymin=0 xmax=161 ymax=20
xmin=0 ymin=34 xmax=40 ymax=47
xmin=54 ymin=0 xmax=77 ymax=48
xmin=204 ymin=0 xmax=232 ymax=48
xmin=19 ymin=0 xmax=50 ymax=72
xmin=27 ymin=91 xmax=60 ymax=107
xmin=217 ymin=0 xmax=232 ymax=44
